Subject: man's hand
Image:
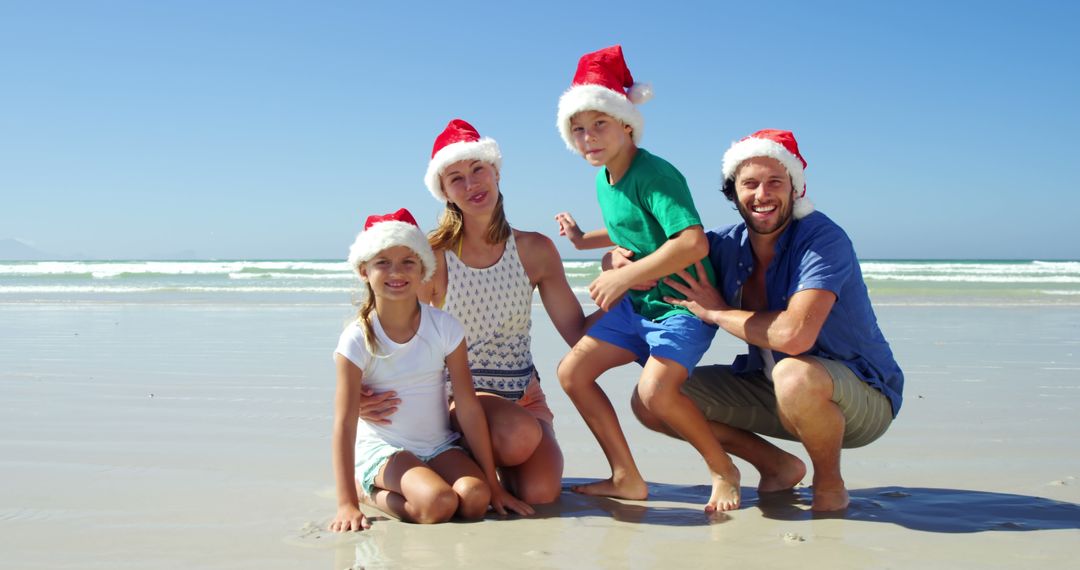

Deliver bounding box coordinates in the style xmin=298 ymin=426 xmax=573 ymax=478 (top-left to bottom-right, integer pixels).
xmin=554 ymin=212 xmax=585 ymax=248
xmin=357 ymin=387 xmax=400 ymax=425
xmin=662 ymin=260 xmax=729 ymax=323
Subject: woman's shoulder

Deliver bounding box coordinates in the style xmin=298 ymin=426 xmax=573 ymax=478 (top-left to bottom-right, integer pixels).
xmin=420 ymin=304 xmax=466 ymax=351
xmin=512 ymin=228 xmax=558 ymax=256
xmin=422 ymin=304 xmax=463 ymax=331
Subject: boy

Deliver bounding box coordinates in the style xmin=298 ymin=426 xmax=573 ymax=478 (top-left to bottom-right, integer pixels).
xmin=553 ymin=45 xmax=740 ymax=512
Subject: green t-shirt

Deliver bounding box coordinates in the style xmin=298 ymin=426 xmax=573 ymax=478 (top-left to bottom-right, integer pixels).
xmin=596 ymin=148 xmax=717 ymax=321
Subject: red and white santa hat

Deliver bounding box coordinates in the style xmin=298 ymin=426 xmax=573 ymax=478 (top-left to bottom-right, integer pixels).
xmin=347 ymin=208 xmax=436 ymax=282
xmin=722 ymin=129 xmax=814 ymax=219
xmin=423 ymin=119 xmax=502 ymax=202
xmin=556 ymin=45 xmax=653 ymax=152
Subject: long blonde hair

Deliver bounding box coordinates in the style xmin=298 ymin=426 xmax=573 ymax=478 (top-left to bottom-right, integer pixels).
xmin=428 ymin=192 xmax=512 ymax=251
xmin=354 ymin=280 xmax=379 ymax=355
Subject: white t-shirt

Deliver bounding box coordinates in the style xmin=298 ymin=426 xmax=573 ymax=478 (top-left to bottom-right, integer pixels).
xmin=335 ymin=304 xmax=465 ymax=456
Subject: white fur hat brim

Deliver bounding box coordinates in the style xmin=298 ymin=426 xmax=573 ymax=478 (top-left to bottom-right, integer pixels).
xmin=722 ymin=137 xmax=814 ymax=219
xmin=423 ymin=138 xmax=502 ymax=202
xmin=347 ymin=220 xmax=436 ymax=282
xmin=557 ymin=84 xmax=645 ymax=152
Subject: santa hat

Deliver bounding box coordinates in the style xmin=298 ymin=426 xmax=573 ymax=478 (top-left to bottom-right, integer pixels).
xmin=347 ymin=208 xmax=436 ymax=282
xmin=424 ymin=119 xmax=502 ymax=202
xmin=722 ymin=129 xmax=814 ymax=219
xmin=556 ymin=45 xmax=653 ymax=152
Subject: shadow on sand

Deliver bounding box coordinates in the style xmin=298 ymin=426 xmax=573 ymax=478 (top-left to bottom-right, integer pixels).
xmin=554 ymin=478 xmax=1080 ymax=532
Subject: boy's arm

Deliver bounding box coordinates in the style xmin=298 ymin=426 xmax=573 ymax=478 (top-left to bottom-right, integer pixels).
xmin=446 ymin=342 xmax=535 ymax=515
xmin=588 ymin=225 xmax=709 ymax=311
xmin=555 ymin=212 xmax=615 ymax=250
xmin=330 ymin=354 xmax=371 ymax=531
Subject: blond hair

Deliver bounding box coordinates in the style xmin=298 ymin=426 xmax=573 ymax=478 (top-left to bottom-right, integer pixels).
xmin=428 ymin=192 xmax=511 ymax=252
xmin=354 ymin=280 xmax=379 ymax=355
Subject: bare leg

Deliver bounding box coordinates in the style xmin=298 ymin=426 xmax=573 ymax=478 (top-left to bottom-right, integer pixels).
xmin=499 ymin=420 xmax=564 ymax=504
xmin=452 ymin=394 xmax=543 ymax=467
xmin=557 ymin=336 xmax=646 ymax=500
xmin=772 ymin=357 xmax=848 ymax=511
xmin=426 ymin=449 xmax=492 ymax=520
xmin=631 ymin=390 xmax=806 ymax=494
xmin=370 ymin=452 xmax=459 ymax=524
xmin=451 ymin=394 xmax=563 ymax=504
xmin=636 ymin=357 xmax=740 ymax=512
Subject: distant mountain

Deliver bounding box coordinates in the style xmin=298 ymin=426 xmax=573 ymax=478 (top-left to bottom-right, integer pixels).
xmin=0 ymin=238 xmax=50 ymax=260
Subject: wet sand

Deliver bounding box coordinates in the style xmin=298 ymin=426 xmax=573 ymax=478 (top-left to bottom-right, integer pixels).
xmin=1 ymin=301 xmax=1078 ymax=568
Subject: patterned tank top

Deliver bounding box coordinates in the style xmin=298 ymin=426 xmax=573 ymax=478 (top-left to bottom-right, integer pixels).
xmin=443 ymin=232 xmax=535 ymax=401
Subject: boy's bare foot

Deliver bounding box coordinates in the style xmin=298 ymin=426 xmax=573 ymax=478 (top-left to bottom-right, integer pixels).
xmin=811 ymin=484 xmax=849 ymax=511
xmin=704 ymin=465 xmax=741 ymax=512
xmin=757 ymin=452 xmax=807 ymax=493
xmin=570 ymin=476 xmax=648 ymax=501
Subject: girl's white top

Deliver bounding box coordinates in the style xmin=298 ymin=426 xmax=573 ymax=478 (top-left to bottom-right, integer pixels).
xmin=443 ymin=232 xmax=536 ymax=401
xmin=335 ymin=303 xmax=464 ymax=456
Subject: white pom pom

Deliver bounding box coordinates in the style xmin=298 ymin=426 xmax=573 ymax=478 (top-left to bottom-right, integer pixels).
xmin=793 ymin=196 xmax=815 ymax=219
xmin=628 ymin=82 xmax=653 ymax=104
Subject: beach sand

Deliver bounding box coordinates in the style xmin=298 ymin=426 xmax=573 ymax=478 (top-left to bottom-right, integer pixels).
xmin=2 ymin=300 xmax=1079 ymax=569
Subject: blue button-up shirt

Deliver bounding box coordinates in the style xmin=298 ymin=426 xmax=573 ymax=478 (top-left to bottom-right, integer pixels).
xmin=707 ymin=211 xmax=904 ymax=417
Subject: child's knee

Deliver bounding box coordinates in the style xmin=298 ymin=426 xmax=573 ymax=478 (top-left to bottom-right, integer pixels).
xmin=453 ymin=477 xmax=491 ymax=520
xmin=636 ymin=376 xmax=682 ymax=416
xmin=413 ymin=486 xmax=459 ymax=524
xmin=556 ymin=353 xmax=583 ymax=391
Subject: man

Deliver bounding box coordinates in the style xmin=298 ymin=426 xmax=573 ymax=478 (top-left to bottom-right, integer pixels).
xmin=627 ymin=129 xmax=903 ymax=511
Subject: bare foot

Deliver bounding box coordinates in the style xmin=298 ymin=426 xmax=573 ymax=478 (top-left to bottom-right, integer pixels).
xmin=758 ymin=452 xmax=806 ymax=493
xmin=811 ymin=484 xmax=849 ymax=511
xmin=704 ymin=465 xmax=742 ymax=512
xmin=571 ymin=476 xmax=648 ymax=500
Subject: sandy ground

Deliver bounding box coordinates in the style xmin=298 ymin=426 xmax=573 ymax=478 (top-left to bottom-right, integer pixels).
xmin=1 ymin=301 xmax=1078 ymax=569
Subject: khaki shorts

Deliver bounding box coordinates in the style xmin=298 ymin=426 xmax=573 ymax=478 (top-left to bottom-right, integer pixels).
xmin=682 ymin=356 xmax=892 ymax=448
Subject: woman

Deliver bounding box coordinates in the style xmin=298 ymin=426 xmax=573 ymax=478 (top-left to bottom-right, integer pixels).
xmin=359 ymin=119 xmax=596 ymax=504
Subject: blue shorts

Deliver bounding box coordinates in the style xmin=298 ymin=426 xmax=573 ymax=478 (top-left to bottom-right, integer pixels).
xmin=587 ymin=296 xmax=717 ymax=374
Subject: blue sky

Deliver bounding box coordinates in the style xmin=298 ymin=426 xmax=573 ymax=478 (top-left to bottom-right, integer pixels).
xmin=2 ymin=0 xmax=1078 ymax=260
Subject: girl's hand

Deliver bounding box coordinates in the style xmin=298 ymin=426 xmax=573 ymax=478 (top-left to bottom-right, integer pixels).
xmin=329 ymin=504 xmax=371 ymax=532
xmin=490 ymin=485 xmax=535 ymax=517
xmin=357 ymin=387 xmax=400 ymax=425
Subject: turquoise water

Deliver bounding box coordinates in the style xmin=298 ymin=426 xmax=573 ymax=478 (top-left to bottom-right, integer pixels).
xmin=1 ymin=259 xmax=1078 ymax=305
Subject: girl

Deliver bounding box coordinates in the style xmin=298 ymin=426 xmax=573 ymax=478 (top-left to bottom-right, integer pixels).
xmin=359 ymin=120 xmax=600 ymax=505
xmin=329 ymin=208 xmax=532 ymax=531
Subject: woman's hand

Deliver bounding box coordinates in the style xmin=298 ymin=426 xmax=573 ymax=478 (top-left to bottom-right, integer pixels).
xmin=329 ymin=504 xmax=371 ymax=532
xmin=357 ymin=387 xmax=400 ymax=425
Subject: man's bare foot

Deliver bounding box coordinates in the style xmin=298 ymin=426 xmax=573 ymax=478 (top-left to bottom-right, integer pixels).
xmin=811 ymin=484 xmax=849 ymax=511
xmin=758 ymin=452 xmax=807 ymax=493
xmin=704 ymin=465 xmax=742 ymax=512
xmin=570 ymin=476 xmax=648 ymax=500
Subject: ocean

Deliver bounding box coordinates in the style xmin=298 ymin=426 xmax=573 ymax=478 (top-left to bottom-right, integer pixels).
xmin=1 ymin=259 xmax=1079 ymax=305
